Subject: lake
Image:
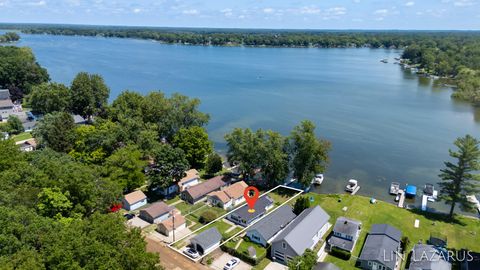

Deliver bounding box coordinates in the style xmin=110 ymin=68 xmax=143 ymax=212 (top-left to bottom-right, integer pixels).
xmin=11 ymin=33 xmax=480 ymax=209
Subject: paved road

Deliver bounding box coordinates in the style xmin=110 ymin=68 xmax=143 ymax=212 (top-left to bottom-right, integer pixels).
xmin=145 ymin=235 xmax=209 ymax=270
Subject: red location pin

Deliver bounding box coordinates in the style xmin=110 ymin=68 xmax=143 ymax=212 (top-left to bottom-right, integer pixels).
xmin=244 ymin=186 xmax=260 ymax=213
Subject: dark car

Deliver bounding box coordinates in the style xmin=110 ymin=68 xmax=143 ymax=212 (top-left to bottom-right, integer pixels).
xmin=123 ymin=213 xmax=135 ymax=220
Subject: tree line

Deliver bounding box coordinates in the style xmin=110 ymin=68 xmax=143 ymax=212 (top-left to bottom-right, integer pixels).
xmin=0 ymin=31 xmax=20 ymax=43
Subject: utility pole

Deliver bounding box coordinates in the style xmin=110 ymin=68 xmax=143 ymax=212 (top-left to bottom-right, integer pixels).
xmin=172 ymin=210 xmax=175 ymax=243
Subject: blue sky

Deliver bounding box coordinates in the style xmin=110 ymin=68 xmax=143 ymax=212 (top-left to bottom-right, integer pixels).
xmin=1 ymin=0 xmax=479 ymax=30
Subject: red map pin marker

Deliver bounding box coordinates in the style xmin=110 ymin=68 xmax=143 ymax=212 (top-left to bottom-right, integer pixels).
xmin=244 ymin=186 xmax=260 ymax=213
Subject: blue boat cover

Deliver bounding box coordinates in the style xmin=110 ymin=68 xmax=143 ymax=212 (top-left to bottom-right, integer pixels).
xmin=406 ymin=185 xmax=417 ymax=196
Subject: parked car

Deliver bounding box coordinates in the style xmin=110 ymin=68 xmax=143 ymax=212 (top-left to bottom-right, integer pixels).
xmin=123 ymin=213 xmax=135 ymax=220
xmin=183 ymin=248 xmax=200 ymax=259
xmin=223 ymin=257 xmax=240 ymax=270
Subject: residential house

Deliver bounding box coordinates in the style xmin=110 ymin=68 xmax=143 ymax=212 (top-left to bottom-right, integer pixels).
xmin=122 ymin=190 xmax=147 ymax=211
xmin=408 ymin=244 xmax=451 ymax=270
xmin=139 ymin=201 xmax=173 ymax=224
xmin=246 ymin=205 xmax=297 ymax=247
xmin=271 ymin=206 xmax=331 ymax=265
xmin=0 ymin=89 xmax=13 ymax=120
xmin=16 ymin=139 xmax=37 ymax=152
xmin=358 ymin=224 xmax=402 ymax=270
xmin=181 ymin=175 xmax=227 ymax=204
xmin=314 ymin=262 xmax=341 ymax=270
xmin=178 ymin=169 xmax=200 ymax=191
xmin=226 ymin=195 xmax=274 ymax=227
xmin=207 ymin=181 xmax=248 ymax=209
xmin=328 ymin=217 xmax=362 ymax=252
xmin=190 ymin=227 xmax=222 ymax=255
xmin=157 ymin=213 xmax=186 ymax=237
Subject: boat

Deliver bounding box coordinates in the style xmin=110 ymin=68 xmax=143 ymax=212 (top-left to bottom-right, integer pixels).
xmin=311 ymin=174 xmax=324 ymax=185
xmin=390 ymin=182 xmax=400 ymax=195
xmin=380 ymin=58 xmax=388 ymax=63
xmin=405 ymin=185 xmax=417 ymax=198
xmin=466 ymin=195 xmax=480 ymax=215
xmin=345 ymin=179 xmax=359 ymax=193
xmin=423 ymin=183 xmax=438 ymax=202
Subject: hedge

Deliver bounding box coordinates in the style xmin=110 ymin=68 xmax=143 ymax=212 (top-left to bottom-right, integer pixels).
xmin=221 ymin=244 xmax=267 ymax=265
xmin=330 ymin=247 xmax=351 ymax=260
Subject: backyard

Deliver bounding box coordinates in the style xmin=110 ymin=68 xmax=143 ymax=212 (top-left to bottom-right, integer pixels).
xmin=306 ymin=193 xmax=480 ymax=269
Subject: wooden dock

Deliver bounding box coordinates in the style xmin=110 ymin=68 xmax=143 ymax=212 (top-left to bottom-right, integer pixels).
xmin=397 ymin=190 xmax=405 ymax=208
xmin=421 ymin=195 xmax=428 ymax=211
xmin=351 ymin=186 xmax=361 ymax=195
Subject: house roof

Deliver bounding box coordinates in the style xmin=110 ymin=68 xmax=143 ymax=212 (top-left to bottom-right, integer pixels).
xmin=333 ymin=217 xmax=361 ymax=236
xmin=191 ymin=227 xmax=222 ymax=250
xmin=179 ymin=169 xmax=199 ymax=185
xmin=0 ymin=89 xmax=9 ymax=100
xmin=328 ymin=235 xmax=355 ymax=252
xmin=223 ymin=181 xmax=248 ymax=199
xmin=208 ymin=190 xmax=231 ymax=204
xmin=159 ymin=214 xmax=186 ymax=231
xmin=230 ymin=195 xmax=273 ymax=225
xmin=183 ymin=175 xmax=227 ymax=200
xmin=359 ymin=224 xmax=402 ymax=270
xmin=314 ymin=262 xmax=341 ymax=270
xmin=247 ymin=205 xmax=297 ymax=241
xmin=124 ymin=190 xmax=147 ymax=205
xmin=0 ymin=99 xmax=14 ymax=108
xmin=409 ymin=244 xmax=451 ymax=270
xmin=141 ymin=201 xmax=172 ymax=219
xmin=272 ymin=206 xmax=330 ymax=255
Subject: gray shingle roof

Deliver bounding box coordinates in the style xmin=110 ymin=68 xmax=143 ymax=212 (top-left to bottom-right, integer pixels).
xmin=328 ymin=235 xmax=355 ymax=251
xmin=247 ymin=205 xmax=297 ymax=241
xmin=314 ymin=262 xmax=341 ymax=270
xmin=191 ymin=227 xmax=222 ymax=250
xmin=0 ymin=89 xmax=10 ymax=100
xmin=273 ymin=206 xmax=330 ymax=255
xmin=409 ymin=244 xmax=451 ymax=270
xmin=229 ymin=195 xmax=273 ymax=224
xmin=333 ymin=217 xmax=361 ymax=236
xmin=359 ymin=224 xmax=402 ymax=270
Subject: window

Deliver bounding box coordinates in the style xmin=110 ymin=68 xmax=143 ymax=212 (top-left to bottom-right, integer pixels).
xmin=282 ymin=242 xmax=286 ymax=249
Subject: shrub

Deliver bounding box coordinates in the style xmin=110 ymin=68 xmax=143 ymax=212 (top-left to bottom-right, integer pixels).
xmin=330 ymin=247 xmax=351 ymax=260
xmin=205 ymin=153 xmax=223 ymax=175
xmin=199 ymin=210 xmax=217 ymax=224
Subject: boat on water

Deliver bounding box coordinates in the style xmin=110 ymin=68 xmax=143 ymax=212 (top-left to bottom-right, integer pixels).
xmin=423 ymin=183 xmax=438 ymax=202
xmin=311 ymin=173 xmax=324 ymax=185
xmin=466 ymin=195 xmax=480 ymax=215
xmin=405 ymin=185 xmax=417 ymax=198
xmin=390 ymin=182 xmax=400 ymax=195
xmin=345 ymin=179 xmax=359 ymax=193
xmin=380 ymin=58 xmax=388 ymax=63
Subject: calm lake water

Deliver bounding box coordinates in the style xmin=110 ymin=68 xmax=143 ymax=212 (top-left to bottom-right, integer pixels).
xmin=9 ymin=33 xmax=480 ymax=209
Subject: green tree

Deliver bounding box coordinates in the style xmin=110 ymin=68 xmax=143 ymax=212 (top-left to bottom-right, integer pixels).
xmin=147 ymin=144 xmax=189 ymax=190
xmin=293 ymin=196 xmax=311 ymax=215
xmin=172 ymin=126 xmax=212 ymax=168
xmin=36 ymin=187 xmax=73 ymax=219
xmin=33 ymin=112 xmax=76 ymax=153
xmin=7 ymin=115 xmax=24 ymax=135
xmin=289 ymin=120 xmax=331 ymax=188
xmin=287 ymin=249 xmax=318 ymax=270
xmin=205 ymin=152 xmax=223 ymax=175
xmin=225 ymin=128 xmax=265 ymax=179
xmin=70 ymin=72 xmax=110 ymax=121
xmin=104 ymin=145 xmax=148 ymax=192
xmin=439 ymin=135 xmax=480 ymax=218
xmin=261 ymin=131 xmax=289 ymax=187
xmin=27 ymin=82 xmax=70 ymax=114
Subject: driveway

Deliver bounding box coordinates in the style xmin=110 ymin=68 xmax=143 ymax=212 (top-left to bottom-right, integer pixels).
xmin=148 ymin=227 xmax=192 ymax=244
xmin=210 ymin=253 xmax=252 ymax=270
xmin=264 ymin=262 xmax=287 ymax=270
xmin=127 ymin=217 xmax=150 ymax=229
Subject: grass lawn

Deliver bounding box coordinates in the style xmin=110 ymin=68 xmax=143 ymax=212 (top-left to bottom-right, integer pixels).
xmin=224 ymin=238 xmax=267 ymax=259
xmin=165 ymin=196 xmax=181 ymax=205
xmin=175 ymin=201 xmax=206 ymax=215
xmin=12 ymin=132 xmax=32 ymax=142
xmin=252 ymin=258 xmax=271 ymax=270
xmin=307 ymin=193 xmax=480 ymax=269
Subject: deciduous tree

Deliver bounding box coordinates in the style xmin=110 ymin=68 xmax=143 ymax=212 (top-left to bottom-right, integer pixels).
xmin=70 ymin=72 xmax=110 ymax=121
xmin=33 ymin=112 xmax=76 ymax=153
xmin=173 ymin=126 xmax=212 ymax=168
xmin=28 ymin=82 xmax=70 ymax=114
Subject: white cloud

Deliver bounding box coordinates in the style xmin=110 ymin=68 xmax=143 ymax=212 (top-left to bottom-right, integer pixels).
xmin=263 ymin=8 xmax=274 ymax=14
xmin=132 ymin=8 xmax=141 ymax=14
xmin=299 ymin=6 xmax=321 ymax=14
xmin=454 ymin=0 xmax=476 ymax=6
xmin=374 ymin=9 xmax=388 ymax=15
xmin=220 ymin=8 xmax=233 ymax=17
xmin=326 ymin=7 xmax=347 ymax=16
xmin=182 ymin=9 xmax=198 ymax=15
xmin=405 ymin=1 xmax=415 ymax=6
xmin=27 ymin=0 xmax=46 ymax=6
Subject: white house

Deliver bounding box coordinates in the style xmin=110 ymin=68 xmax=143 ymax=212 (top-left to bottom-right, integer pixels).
xmin=139 ymin=201 xmax=173 ymax=224
xmin=157 ymin=213 xmax=186 ymax=237
xmin=207 ymin=181 xmax=248 ymax=210
xmin=122 ymin=190 xmax=147 ymax=211
xmin=178 ymin=169 xmax=200 ymax=191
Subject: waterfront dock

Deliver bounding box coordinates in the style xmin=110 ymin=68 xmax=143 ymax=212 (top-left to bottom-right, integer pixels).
xmin=421 ymin=195 xmax=428 ymax=211
xmin=351 ymin=186 xmax=361 ymax=195
xmin=397 ymin=190 xmax=405 ymax=208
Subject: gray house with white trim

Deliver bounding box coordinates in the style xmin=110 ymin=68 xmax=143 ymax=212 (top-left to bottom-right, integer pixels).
xmin=408 ymin=244 xmax=452 ymax=270
xmin=246 ymin=205 xmax=297 ymax=247
xmin=271 ymin=206 xmax=331 ymax=265
xmin=358 ymin=224 xmax=402 ymax=270
xmin=190 ymin=227 xmax=222 ymax=255
xmin=328 ymin=217 xmax=362 ymax=252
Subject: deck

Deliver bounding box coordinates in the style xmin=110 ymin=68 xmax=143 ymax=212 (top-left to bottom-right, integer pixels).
xmin=421 ymin=195 xmax=428 ymax=211
xmin=397 ymin=190 xmax=405 ymax=208
xmin=350 ymin=186 xmax=361 ymax=195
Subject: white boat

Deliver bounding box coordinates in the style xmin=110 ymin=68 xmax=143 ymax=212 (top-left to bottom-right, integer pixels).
xmin=312 ymin=174 xmax=324 ymax=185
xmin=466 ymin=195 xmax=480 ymax=214
xmin=423 ymin=184 xmax=438 ymax=202
xmin=380 ymin=58 xmax=388 ymax=63
xmin=345 ymin=179 xmax=358 ymax=193
xmin=390 ymin=182 xmax=400 ymax=195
